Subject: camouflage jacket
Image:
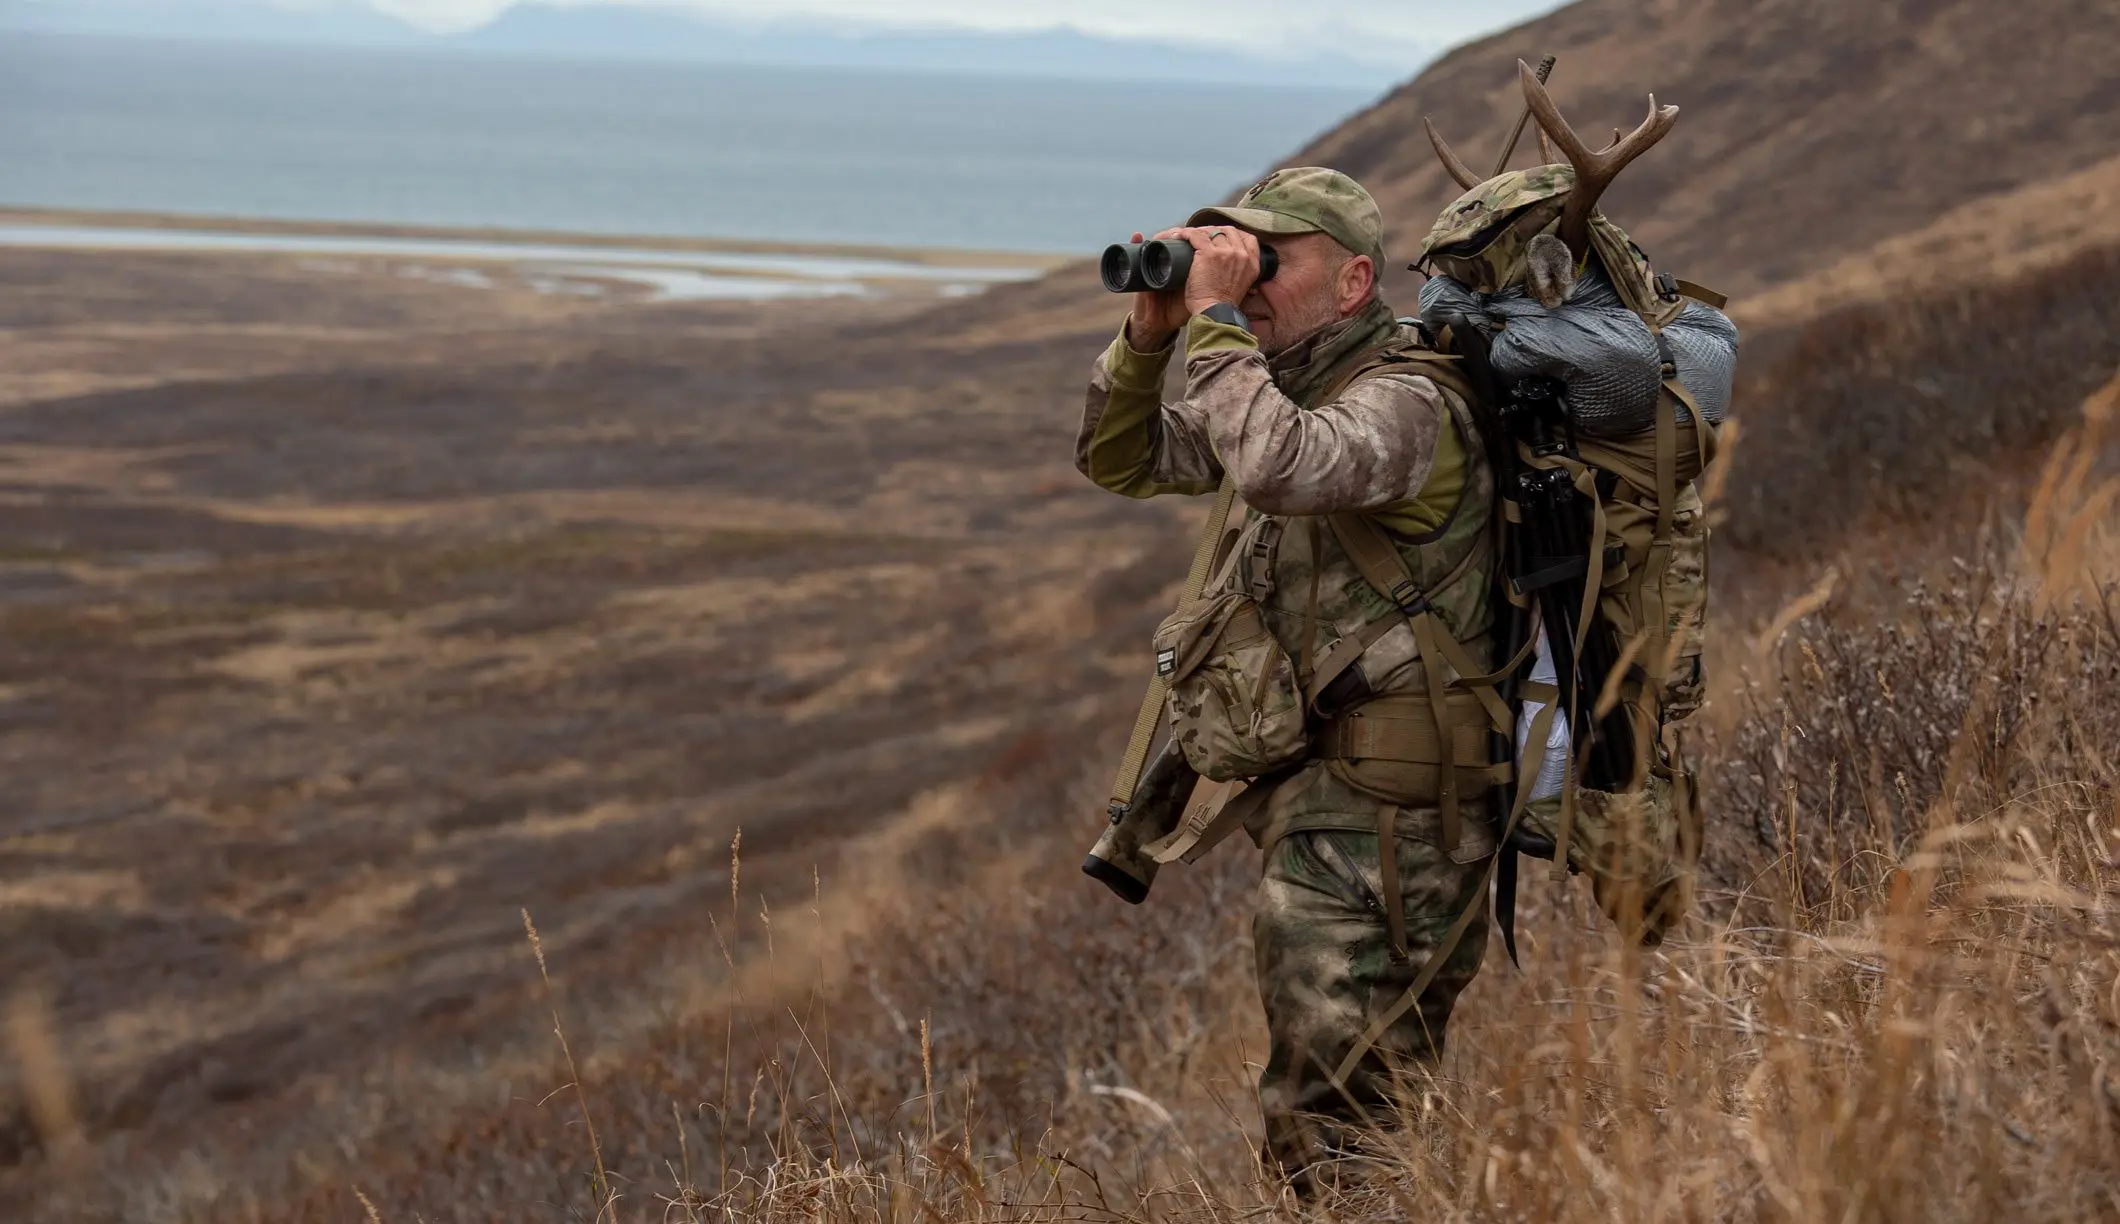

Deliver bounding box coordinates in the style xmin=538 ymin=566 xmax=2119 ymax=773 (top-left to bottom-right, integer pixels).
xmin=1077 ymin=301 xmax=1501 ymax=857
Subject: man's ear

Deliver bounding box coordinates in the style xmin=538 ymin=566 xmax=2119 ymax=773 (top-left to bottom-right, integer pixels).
xmin=1338 ymin=255 xmax=1377 ymax=312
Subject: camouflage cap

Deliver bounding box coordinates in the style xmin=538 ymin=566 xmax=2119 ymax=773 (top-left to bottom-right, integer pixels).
xmin=1189 ymin=167 xmax=1387 ymax=268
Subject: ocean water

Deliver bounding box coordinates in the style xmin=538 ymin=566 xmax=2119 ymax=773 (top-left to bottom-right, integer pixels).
xmin=0 ymin=221 xmax=1053 ymax=300
xmin=0 ymin=33 xmax=1375 ymax=254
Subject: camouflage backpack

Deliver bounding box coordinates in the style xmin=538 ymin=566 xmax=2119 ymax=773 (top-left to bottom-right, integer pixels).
xmin=1413 ymin=73 xmax=1733 ymax=952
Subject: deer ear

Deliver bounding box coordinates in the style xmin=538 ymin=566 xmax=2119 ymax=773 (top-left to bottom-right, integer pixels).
xmin=1526 ymin=233 xmax=1576 ymax=308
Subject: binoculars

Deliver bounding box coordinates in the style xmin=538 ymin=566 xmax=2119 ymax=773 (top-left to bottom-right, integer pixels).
xmin=1082 ymin=739 xmax=1199 ymax=904
xmin=1100 ymin=238 xmax=1280 ymax=294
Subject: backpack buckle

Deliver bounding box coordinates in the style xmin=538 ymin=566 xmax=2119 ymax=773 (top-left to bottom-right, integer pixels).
xmin=1387 ymin=579 xmax=1431 ymax=617
xmin=1655 ymin=272 xmax=1682 ymax=303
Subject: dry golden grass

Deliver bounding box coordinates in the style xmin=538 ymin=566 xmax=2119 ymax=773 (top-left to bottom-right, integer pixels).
xmin=52 ymin=379 xmax=2103 ymax=1224
xmin=9 ymin=164 xmax=2120 ymax=1220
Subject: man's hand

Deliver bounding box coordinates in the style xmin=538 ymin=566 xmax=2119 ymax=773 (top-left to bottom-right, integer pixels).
xmin=1126 ymin=229 xmax=1190 ymax=352
xmin=1176 ymin=225 xmax=1262 ymax=319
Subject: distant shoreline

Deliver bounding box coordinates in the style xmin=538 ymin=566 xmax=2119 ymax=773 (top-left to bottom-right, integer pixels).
xmin=0 ymin=25 xmax=1403 ymax=95
xmin=0 ymin=206 xmax=1072 ymax=272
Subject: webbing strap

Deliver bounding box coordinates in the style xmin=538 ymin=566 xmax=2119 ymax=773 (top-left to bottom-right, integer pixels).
xmin=1452 ymin=633 xmax=1538 ymax=694
xmin=1570 ymin=465 xmax=1608 ymax=660
xmin=1549 ymin=756 xmax=1581 ymax=884
xmin=1654 ymin=380 xmax=1678 ymax=544
xmin=1326 ymin=511 xmax=1433 ymax=616
xmin=1555 ymin=461 xmax=1604 ymax=883
xmin=1423 ymin=624 xmax=1518 ymax=734
xmin=1411 ymin=613 xmax=1461 ymax=853
xmin=1671 ymin=278 xmax=1728 ymax=310
xmin=1299 ymin=519 xmax=1322 ymax=689
xmin=1323 ymin=515 xmax=1496 ymax=694
xmin=1666 ymin=375 xmax=1717 ymax=479
xmin=1302 ymin=615 xmax=1396 ymax=710
xmin=1106 ymin=475 xmax=1240 ymax=810
xmin=1331 ymin=692 xmax=1560 ymax=1088
xmin=1321 ymin=512 xmax=1523 ymax=856
xmin=1144 ymin=775 xmax=1276 ymax=864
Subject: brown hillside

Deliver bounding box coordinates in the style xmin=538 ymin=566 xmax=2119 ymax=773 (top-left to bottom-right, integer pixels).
xmin=937 ymin=0 xmax=2120 ymax=341
xmin=1739 ymin=148 xmax=2120 ymax=327
xmin=905 ymin=0 xmax=2120 ymax=564
xmin=9 ymin=6 xmax=2120 ymax=1218
xmin=1304 ymin=0 xmax=2120 ymax=306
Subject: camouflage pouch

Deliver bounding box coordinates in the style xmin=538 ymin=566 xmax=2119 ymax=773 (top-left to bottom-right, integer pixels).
xmin=1154 ymin=589 xmax=1308 ymax=782
xmin=1519 ymin=765 xmax=1699 ymax=946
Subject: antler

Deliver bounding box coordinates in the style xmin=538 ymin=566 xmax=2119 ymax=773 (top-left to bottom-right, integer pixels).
xmin=1518 ymin=58 xmax=1678 ymax=258
xmin=1424 ymin=117 xmax=1482 ymax=190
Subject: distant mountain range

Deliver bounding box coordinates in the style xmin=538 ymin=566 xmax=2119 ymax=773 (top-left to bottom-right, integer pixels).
xmin=0 ymin=0 xmax=420 ymax=45
xmin=0 ymin=0 xmax=1422 ymax=88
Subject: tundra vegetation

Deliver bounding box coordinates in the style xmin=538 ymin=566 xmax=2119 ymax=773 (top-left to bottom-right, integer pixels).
xmin=8 ymin=1 xmax=2120 ymax=1216
xmin=293 ymin=380 xmax=2120 ymax=1224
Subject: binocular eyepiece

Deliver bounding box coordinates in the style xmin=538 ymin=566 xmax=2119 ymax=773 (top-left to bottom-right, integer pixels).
xmin=1101 ymin=238 xmax=1279 ymax=294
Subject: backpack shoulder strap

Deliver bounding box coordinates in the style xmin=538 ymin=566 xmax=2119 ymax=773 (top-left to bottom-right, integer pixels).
xmin=1317 ymin=328 xmax=1480 ymax=407
xmin=1323 ymin=514 xmax=1515 ymax=848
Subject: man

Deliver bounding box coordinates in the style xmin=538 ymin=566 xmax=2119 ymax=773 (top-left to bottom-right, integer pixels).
xmin=1074 ymin=167 xmax=1499 ymax=1187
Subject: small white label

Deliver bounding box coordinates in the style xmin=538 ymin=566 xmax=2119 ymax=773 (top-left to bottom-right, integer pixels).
xmin=1155 ymin=648 xmax=1178 ymax=677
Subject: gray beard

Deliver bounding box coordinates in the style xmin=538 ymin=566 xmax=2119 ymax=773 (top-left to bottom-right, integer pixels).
xmin=1259 ymin=301 xmax=1344 ymax=357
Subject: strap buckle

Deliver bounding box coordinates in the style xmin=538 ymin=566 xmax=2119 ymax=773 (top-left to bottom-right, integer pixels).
xmin=1386 ymin=579 xmax=1431 ymax=617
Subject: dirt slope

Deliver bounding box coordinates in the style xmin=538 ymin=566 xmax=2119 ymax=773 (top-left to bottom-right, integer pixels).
xmin=1739 ymin=149 xmax=2120 ymax=327
xmin=0 ymin=252 xmax=1190 ymax=1211
xmin=1300 ymin=0 xmax=2120 ymax=305
xmin=942 ymin=0 xmax=2120 ymax=341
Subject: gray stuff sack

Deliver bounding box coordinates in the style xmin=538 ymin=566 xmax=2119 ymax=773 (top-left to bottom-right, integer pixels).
xmin=1417 ymin=263 xmax=1738 ymax=437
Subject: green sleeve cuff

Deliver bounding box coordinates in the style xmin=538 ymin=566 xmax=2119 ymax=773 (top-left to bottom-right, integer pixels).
xmin=1185 ymin=314 xmax=1261 ymax=359
xmin=1102 ymin=320 xmax=1176 ymax=392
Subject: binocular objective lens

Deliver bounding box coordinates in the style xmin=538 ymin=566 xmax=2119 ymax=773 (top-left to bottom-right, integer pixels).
xmin=1100 ymin=243 xmax=1141 ymax=294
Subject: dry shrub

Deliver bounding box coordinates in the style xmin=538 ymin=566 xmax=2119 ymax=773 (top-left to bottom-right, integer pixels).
xmin=1710 ymin=566 xmax=2120 ymax=906
xmin=1726 ymin=242 xmax=2120 ymax=555
xmin=71 ymin=396 xmax=2120 ymax=1223
xmin=191 ymin=521 xmax=2120 ymax=1222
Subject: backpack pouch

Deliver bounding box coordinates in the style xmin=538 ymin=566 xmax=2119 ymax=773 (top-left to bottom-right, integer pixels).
xmin=1519 ymin=768 xmax=1695 ymax=946
xmin=1154 ymin=589 xmax=1308 ymax=782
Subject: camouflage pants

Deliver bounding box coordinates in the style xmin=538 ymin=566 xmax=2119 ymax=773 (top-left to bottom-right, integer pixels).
xmin=1253 ymin=828 xmax=1490 ymax=1184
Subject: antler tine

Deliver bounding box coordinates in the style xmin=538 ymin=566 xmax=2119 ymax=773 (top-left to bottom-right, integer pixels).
xmin=1424 ymin=116 xmax=1483 ymax=190
xmin=1517 ymin=58 xmax=1679 ymax=258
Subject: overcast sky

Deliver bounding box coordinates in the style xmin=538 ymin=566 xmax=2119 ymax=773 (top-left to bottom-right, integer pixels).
xmin=355 ymin=0 xmax=1567 ymax=63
